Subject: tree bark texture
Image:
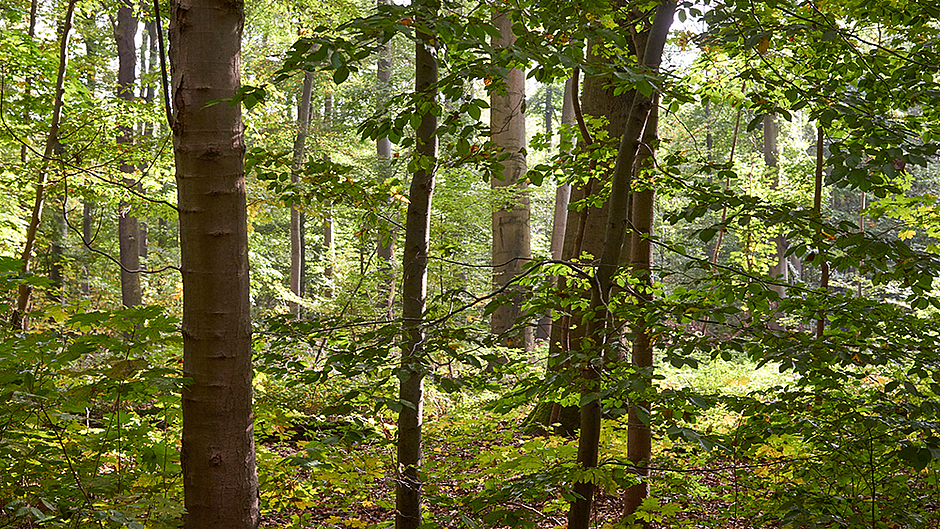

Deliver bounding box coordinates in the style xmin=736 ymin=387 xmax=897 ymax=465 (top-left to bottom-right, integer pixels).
xmin=567 ymin=3 xmax=675 ymax=528
xmin=13 ymin=0 xmax=76 ymax=329
xmin=490 ymin=9 xmax=533 ymax=351
xmin=290 ymin=71 xmax=314 ymax=316
xmin=397 ymin=2 xmax=438 ymax=527
xmin=116 ymin=0 xmax=142 ymax=308
xmin=169 ymin=0 xmax=260 ymax=526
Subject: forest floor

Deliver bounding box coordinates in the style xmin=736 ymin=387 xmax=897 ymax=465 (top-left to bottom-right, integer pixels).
xmin=255 ymin=412 xmax=777 ymax=529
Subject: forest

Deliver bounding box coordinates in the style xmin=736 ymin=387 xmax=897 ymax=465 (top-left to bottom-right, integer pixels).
xmin=1 ymin=0 xmax=939 ymax=527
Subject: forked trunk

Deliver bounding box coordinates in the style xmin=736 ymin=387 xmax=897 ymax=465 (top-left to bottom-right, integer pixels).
xmin=567 ymin=3 xmax=675 ymax=528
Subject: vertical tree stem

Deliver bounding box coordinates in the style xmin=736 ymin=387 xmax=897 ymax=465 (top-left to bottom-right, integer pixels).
xmin=13 ymin=0 xmax=77 ymax=329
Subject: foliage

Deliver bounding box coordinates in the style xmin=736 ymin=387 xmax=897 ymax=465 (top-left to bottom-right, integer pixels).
xmin=2 ymin=0 xmax=940 ymax=527
xmin=0 ymin=259 xmax=184 ymax=528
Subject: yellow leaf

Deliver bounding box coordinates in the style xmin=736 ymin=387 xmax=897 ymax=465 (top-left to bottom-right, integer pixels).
xmin=757 ymin=36 xmax=770 ymax=55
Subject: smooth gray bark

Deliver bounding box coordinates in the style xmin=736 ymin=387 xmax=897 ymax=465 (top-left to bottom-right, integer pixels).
xmin=490 ymin=9 xmax=533 ymax=352
xmin=376 ymin=0 xmax=396 ymax=319
xmin=290 ymin=71 xmax=314 ymax=316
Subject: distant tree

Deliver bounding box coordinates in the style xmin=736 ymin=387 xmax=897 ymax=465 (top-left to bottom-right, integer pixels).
xmin=490 ymin=8 xmax=533 ymax=352
xmin=376 ymin=0 xmax=396 ymax=321
xmin=290 ymin=70 xmax=314 ymax=317
xmin=115 ymin=0 xmax=142 ymax=308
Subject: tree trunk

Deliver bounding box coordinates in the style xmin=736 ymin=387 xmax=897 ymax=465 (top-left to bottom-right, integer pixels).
xmin=323 ymin=93 xmax=335 ymax=298
xmin=13 ymin=0 xmax=77 ymax=329
xmin=622 ymin=96 xmax=660 ymax=521
xmin=49 ymin=197 xmax=67 ymax=302
xmin=545 ymin=7 xmax=640 ymax=436
xmin=169 ymin=0 xmax=260 ymax=526
xmin=19 ymin=0 xmax=38 ymax=165
xmin=397 ymin=2 xmax=438 ymax=527
xmin=765 ymin=114 xmax=787 ymax=302
xmin=82 ymin=199 xmax=93 ymax=297
xmin=490 ymin=9 xmax=533 ymax=352
xmin=567 ymin=3 xmax=675 ymax=528
xmin=116 ymin=0 xmax=142 ymax=308
xmin=536 ymin=78 xmax=573 ymax=342
xmin=136 ymin=14 xmax=158 ymax=261
xmin=376 ymin=0 xmax=396 ymax=320
xmin=290 ymin=71 xmax=314 ymax=316
xmin=81 ymin=35 xmax=97 ymax=298
xmin=813 ymin=125 xmax=829 ymax=339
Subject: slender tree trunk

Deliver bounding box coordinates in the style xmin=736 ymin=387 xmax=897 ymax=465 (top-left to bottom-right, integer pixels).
xmin=490 ymin=9 xmax=533 ymax=352
xmin=137 ymin=16 xmax=158 ymax=260
xmin=116 ymin=0 xmax=142 ymax=308
xmin=170 ymin=0 xmax=260 ymax=526
xmin=550 ymin=79 xmax=573 ymax=263
xmin=813 ymin=125 xmax=829 ymax=338
xmin=81 ymin=34 xmax=97 ymax=299
xmin=19 ymin=0 xmax=38 ymax=164
xmin=397 ymin=2 xmax=438 ymax=527
xmin=82 ymin=200 xmax=93 ymax=297
xmin=765 ymin=114 xmax=787 ymax=303
xmin=323 ymin=93 xmax=335 ymax=298
xmin=710 ymin=90 xmax=744 ymax=266
xmin=537 ymin=79 xmax=574 ymax=342
xmin=567 ymin=4 xmax=675 ymax=528
xmin=858 ymin=192 xmax=865 ymax=297
xmin=13 ymin=0 xmax=77 ymax=329
xmin=290 ymin=71 xmax=314 ymax=316
xmin=49 ymin=198 xmax=67 ymax=302
xmin=622 ymin=96 xmax=660 ymax=521
xmin=376 ymin=0 xmax=396 ymax=320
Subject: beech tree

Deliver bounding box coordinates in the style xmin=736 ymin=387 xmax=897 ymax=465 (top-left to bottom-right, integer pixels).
xmin=169 ymin=0 xmax=260 ymax=526
xmin=290 ymin=71 xmax=314 ymax=316
xmin=568 ymin=2 xmax=675 ymax=526
xmin=397 ymin=0 xmax=439 ymax=527
xmin=489 ymin=8 xmax=532 ymax=352
xmin=115 ymin=0 xmax=142 ymax=308
xmin=376 ymin=0 xmax=396 ymax=320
